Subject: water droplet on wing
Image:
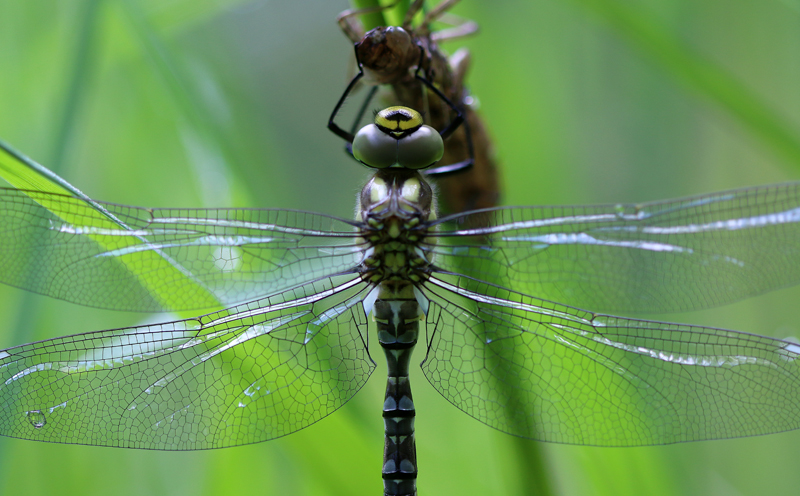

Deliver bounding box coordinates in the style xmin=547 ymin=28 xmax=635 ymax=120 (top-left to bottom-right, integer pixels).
xmin=25 ymin=410 xmax=46 ymax=429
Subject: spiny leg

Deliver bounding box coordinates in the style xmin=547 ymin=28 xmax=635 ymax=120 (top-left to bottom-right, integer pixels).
xmin=430 ymin=13 xmax=479 ymax=42
xmin=401 ymin=0 xmax=427 ymax=29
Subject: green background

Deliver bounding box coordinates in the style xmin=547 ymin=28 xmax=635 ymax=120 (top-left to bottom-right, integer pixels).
xmin=1 ymin=0 xmax=800 ymax=494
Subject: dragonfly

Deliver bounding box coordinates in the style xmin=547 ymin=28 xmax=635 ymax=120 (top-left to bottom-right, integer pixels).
xmin=2 ymin=89 xmax=800 ymax=496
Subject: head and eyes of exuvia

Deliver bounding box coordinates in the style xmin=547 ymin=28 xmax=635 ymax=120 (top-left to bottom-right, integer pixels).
xmin=353 ymin=106 xmax=444 ymax=320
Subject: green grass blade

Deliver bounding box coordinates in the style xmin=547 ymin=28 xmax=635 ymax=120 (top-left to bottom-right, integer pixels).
xmin=48 ymin=0 xmax=101 ymax=172
xmin=0 ymin=139 xmax=90 ymax=198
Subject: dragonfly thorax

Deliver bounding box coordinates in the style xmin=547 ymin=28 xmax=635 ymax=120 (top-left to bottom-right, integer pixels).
xmin=358 ymin=169 xmax=435 ymax=285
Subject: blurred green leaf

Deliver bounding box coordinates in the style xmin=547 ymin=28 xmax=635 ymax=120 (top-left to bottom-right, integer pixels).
xmin=569 ymin=0 xmax=800 ymax=174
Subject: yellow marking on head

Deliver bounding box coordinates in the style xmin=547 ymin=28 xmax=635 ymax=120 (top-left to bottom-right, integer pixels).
xmin=375 ymin=107 xmax=423 ymax=136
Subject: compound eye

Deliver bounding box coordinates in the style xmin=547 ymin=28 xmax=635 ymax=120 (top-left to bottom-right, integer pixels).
xmin=352 ymin=124 xmax=396 ymax=169
xmin=397 ymin=125 xmax=443 ymax=169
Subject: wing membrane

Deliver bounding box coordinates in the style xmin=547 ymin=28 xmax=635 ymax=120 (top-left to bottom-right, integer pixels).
xmin=0 ymin=188 xmax=364 ymax=312
xmin=420 ymin=275 xmax=800 ymax=446
xmin=0 ymin=275 xmax=373 ymax=449
xmin=430 ymin=182 xmax=800 ymax=313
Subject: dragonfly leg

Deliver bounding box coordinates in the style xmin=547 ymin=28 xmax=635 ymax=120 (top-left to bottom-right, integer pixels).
xmin=328 ymin=44 xmax=366 ymax=144
xmin=431 ymin=13 xmax=479 ymax=42
xmin=401 ymin=0 xmax=427 ymax=29
xmin=420 ymin=0 xmax=463 ymax=29
xmin=349 ymin=85 xmax=380 ymax=137
xmin=448 ymin=48 xmax=471 ymax=105
xmin=411 ymin=44 xmax=475 ymax=176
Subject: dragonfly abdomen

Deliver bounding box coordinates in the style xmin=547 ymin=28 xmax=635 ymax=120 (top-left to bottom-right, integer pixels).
xmin=373 ymin=288 xmax=423 ymax=496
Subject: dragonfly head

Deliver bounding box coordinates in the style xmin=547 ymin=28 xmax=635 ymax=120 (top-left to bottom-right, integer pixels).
xmin=352 ymin=106 xmax=444 ymax=170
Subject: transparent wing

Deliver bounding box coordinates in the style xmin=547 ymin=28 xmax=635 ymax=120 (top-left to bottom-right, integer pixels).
xmin=0 ymin=188 xmax=364 ymax=312
xmin=429 ymin=182 xmax=800 ymax=313
xmin=420 ymin=275 xmax=800 ymax=446
xmin=0 ymin=275 xmax=374 ymax=449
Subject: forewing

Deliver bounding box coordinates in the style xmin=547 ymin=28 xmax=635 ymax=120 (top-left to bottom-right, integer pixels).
xmin=420 ymin=276 xmax=800 ymax=446
xmin=430 ymin=182 xmax=800 ymax=313
xmin=0 ymin=188 xmax=363 ymax=312
xmin=0 ymin=275 xmax=374 ymax=449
